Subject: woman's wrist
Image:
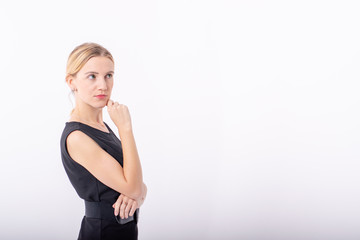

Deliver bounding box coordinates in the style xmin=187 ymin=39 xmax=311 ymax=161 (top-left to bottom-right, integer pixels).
xmin=116 ymin=124 xmax=133 ymax=134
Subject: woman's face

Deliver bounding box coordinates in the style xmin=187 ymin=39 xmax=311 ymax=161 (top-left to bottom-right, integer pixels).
xmin=72 ymin=56 xmax=114 ymax=109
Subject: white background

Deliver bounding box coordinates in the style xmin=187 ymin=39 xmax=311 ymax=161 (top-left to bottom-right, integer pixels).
xmin=0 ymin=0 xmax=359 ymax=239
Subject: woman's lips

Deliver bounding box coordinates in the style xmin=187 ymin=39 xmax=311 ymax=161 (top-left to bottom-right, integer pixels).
xmin=95 ymin=95 xmax=106 ymax=99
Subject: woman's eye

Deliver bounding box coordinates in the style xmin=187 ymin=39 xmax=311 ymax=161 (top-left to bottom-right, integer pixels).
xmin=106 ymin=74 xmax=113 ymax=78
xmin=88 ymin=74 xmax=96 ymax=79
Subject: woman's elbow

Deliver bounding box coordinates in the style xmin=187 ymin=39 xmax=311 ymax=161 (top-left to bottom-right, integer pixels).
xmin=124 ymin=183 xmax=143 ymax=199
xmin=127 ymin=189 xmax=142 ymax=199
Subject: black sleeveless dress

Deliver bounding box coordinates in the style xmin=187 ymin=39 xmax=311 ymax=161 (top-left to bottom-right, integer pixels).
xmin=60 ymin=121 xmax=138 ymax=240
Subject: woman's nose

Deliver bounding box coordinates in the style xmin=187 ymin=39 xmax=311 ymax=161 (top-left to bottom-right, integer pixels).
xmin=97 ymin=78 xmax=107 ymax=90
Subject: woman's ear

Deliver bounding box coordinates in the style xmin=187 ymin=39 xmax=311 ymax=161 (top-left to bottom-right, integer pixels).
xmin=66 ymin=74 xmax=77 ymax=91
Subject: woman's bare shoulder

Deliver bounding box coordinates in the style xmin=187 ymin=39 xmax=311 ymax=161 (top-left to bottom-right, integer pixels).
xmin=66 ymin=130 xmax=103 ymax=164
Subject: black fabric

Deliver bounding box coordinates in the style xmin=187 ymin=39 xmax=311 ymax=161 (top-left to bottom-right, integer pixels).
xmin=78 ymin=217 xmax=138 ymax=240
xmin=60 ymin=121 xmax=138 ymax=240
xmin=84 ymin=200 xmax=139 ymax=224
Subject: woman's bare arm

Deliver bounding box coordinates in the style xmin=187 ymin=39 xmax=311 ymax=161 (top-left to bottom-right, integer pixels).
xmin=133 ymin=182 xmax=147 ymax=207
xmin=117 ymin=128 xmax=143 ymax=198
xmin=113 ymin=182 xmax=147 ymax=219
xmin=67 ymin=130 xmax=144 ymax=199
xmin=67 ymin=99 xmax=144 ymax=199
xmin=107 ymin=99 xmax=144 ymax=198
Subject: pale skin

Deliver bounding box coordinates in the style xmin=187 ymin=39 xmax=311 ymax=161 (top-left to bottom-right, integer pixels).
xmin=65 ymin=56 xmax=147 ymax=219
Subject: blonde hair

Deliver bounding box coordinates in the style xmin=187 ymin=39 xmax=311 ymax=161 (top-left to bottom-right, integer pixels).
xmin=66 ymin=42 xmax=114 ymax=115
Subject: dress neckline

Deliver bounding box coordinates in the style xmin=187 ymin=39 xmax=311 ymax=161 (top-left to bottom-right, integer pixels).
xmin=66 ymin=121 xmax=111 ymax=134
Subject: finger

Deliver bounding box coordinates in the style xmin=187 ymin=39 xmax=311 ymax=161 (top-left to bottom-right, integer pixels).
xmin=114 ymin=202 xmax=120 ymax=216
xmin=114 ymin=202 xmax=121 ymax=216
xmin=113 ymin=195 xmax=123 ymax=216
xmin=107 ymin=99 xmax=112 ymax=107
xmin=122 ymin=196 xmax=130 ymax=205
xmin=124 ymin=200 xmax=133 ymax=218
xmin=118 ymin=195 xmax=129 ymax=218
xmin=109 ymin=99 xmax=116 ymax=108
xmin=120 ymin=201 xmax=128 ymax=219
xmin=129 ymin=202 xmax=138 ymax=217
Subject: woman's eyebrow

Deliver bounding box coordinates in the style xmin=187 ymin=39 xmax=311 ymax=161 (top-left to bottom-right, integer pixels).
xmin=85 ymin=71 xmax=114 ymax=74
xmin=85 ymin=71 xmax=98 ymax=75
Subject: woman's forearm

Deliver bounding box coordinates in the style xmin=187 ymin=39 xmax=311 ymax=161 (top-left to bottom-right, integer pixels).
xmin=118 ymin=128 xmax=143 ymax=198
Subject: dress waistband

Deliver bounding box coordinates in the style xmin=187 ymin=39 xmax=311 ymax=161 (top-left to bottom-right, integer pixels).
xmin=84 ymin=200 xmax=139 ymax=224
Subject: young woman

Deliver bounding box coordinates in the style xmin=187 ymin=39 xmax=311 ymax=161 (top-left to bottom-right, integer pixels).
xmin=60 ymin=42 xmax=147 ymax=240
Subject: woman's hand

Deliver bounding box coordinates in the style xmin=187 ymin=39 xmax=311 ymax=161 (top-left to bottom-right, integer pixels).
xmin=112 ymin=183 xmax=147 ymax=219
xmin=106 ymin=99 xmax=132 ymax=132
xmin=112 ymin=194 xmax=139 ymax=219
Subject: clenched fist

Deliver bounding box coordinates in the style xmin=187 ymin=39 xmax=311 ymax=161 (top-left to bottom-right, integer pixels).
xmin=106 ymin=99 xmax=132 ymax=132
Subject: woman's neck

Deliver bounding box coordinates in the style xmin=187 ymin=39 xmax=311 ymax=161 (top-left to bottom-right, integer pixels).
xmin=71 ymin=105 xmax=104 ymax=125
